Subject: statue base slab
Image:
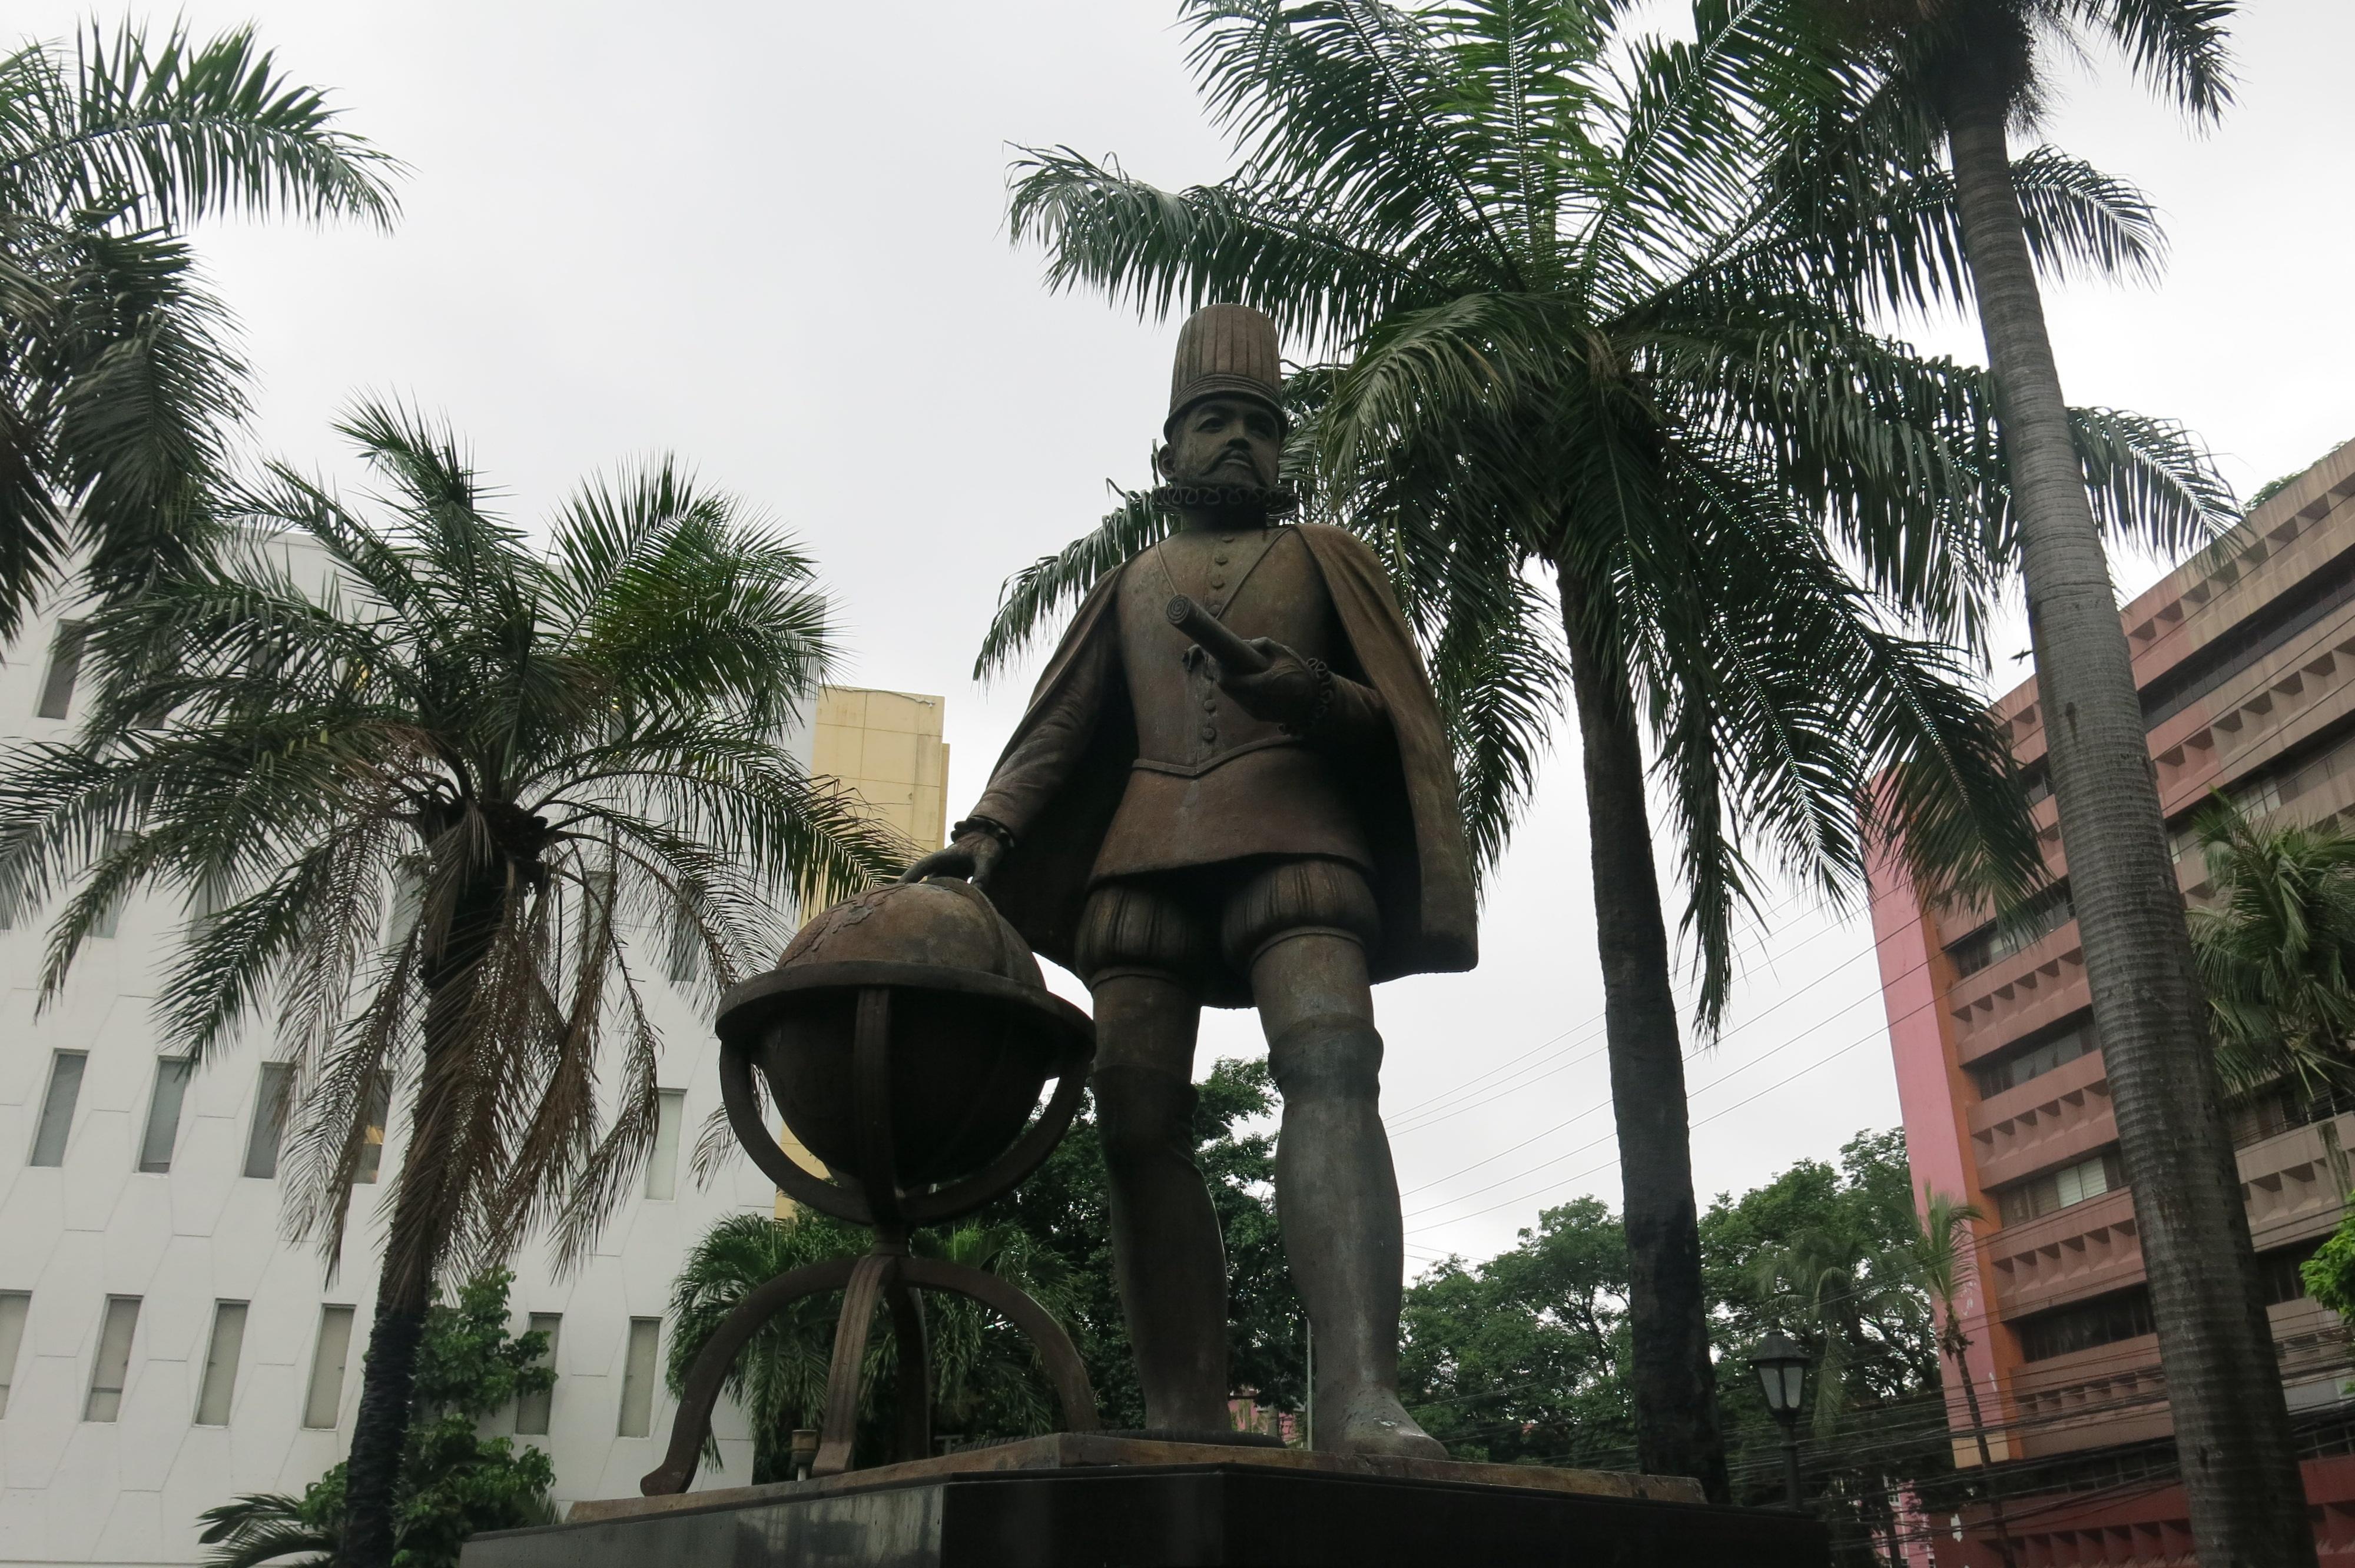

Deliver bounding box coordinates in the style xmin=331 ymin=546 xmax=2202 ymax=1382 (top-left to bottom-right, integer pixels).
xmin=459 ymin=1434 xmax=1829 ymax=1566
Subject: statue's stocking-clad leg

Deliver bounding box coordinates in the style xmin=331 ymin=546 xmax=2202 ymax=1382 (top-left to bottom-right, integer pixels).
xmin=1090 ymin=971 xmax=1230 ymax=1431
xmin=1253 ymin=932 xmax=1444 ymax=1459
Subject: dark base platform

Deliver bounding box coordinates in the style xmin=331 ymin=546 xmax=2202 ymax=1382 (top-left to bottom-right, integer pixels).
xmin=460 ymin=1436 xmax=1829 ymax=1567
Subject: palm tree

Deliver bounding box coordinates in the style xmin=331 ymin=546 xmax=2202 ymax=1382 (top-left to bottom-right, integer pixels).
xmin=1753 ymin=1228 xmax=1929 ymax=1448
xmin=983 ymin=0 xmax=2227 ymax=1497
xmin=666 ymin=1210 xmax=1079 ymax=1478
xmin=1826 ymin=6 xmax=2315 ymax=1558
xmin=0 ymin=400 xmax=908 ymax=1568
xmin=1909 ymin=1189 xmax=2018 ymax=1568
xmin=2189 ymin=796 xmax=2355 ymax=1103
xmin=1 ymin=21 xmax=399 ymax=643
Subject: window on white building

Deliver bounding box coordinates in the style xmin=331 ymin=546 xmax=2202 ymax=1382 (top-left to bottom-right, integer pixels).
xmin=244 ymin=1064 xmax=294 ymax=1179
xmin=195 ymin=1302 xmax=248 ymax=1426
xmin=354 ymin=1075 xmax=392 ymax=1184
xmin=85 ymin=1296 xmax=141 ymax=1421
xmin=303 ymin=1306 xmax=356 ymax=1429
xmin=514 ymin=1313 xmax=560 ymax=1436
xmin=138 ymin=1057 xmax=195 ymax=1174
xmin=665 ymin=918 xmax=701 ymax=985
xmin=644 ymin=1090 xmax=685 ymax=1201
xmin=89 ymin=831 xmax=135 ymax=938
xmin=617 ymin=1318 xmax=659 ymax=1437
xmin=29 ymin=1051 xmax=87 ymax=1167
xmin=36 ymin=620 xmax=89 ymax=720
xmin=0 ymin=1292 xmax=29 ymax=1418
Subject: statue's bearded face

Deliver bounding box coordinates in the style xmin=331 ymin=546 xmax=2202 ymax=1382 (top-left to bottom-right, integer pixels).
xmin=1158 ymin=396 xmax=1283 ymax=491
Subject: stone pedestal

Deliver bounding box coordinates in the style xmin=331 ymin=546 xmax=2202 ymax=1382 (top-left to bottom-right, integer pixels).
xmin=460 ymin=1435 xmax=1829 ymax=1567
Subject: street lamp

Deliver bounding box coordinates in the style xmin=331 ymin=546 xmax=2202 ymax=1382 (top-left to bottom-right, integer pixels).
xmin=1748 ymin=1330 xmax=1812 ymax=1510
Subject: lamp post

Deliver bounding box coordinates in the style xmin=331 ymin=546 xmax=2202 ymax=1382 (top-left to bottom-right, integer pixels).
xmin=1748 ymin=1330 xmax=1811 ymax=1511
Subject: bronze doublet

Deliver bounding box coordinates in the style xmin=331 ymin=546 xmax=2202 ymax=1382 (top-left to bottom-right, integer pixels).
xmin=1088 ymin=525 xmax=1372 ymax=883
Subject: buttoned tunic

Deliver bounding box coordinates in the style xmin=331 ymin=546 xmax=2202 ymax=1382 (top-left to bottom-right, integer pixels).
xmin=973 ymin=524 xmax=1380 ymax=883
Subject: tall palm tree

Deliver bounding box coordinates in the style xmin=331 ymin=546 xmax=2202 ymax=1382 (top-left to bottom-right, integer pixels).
xmin=1 ymin=21 xmax=399 ymax=642
xmin=0 ymin=400 xmax=908 ymax=1568
xmin=2189 ymin=796 xmax=2355 ymax=1102
xmin=666 ymin=1210 xmax=1079 ymax=1477
xmin=1909 ymin=1189 xmax=2018 ymax=1568
xmin=983 ymin=0 xmax=2227 ymax=1497
xmin=1828 ymin=6 xmax=2314 ymax=1559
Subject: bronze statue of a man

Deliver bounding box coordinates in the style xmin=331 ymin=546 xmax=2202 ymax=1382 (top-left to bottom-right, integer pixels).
xmin=907 ymin=304 xmax=1476 ymax=1456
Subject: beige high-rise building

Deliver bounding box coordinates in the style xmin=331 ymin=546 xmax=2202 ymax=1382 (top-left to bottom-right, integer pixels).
xmin=809 ymin=686 xmax=950 ymax=854
xmin=773 ymin=686 xmax=951 ymax=1200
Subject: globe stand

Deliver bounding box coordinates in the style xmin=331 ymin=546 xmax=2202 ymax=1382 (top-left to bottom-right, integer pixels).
xmin=642 ymin=962 xmax=1097 ymax=1495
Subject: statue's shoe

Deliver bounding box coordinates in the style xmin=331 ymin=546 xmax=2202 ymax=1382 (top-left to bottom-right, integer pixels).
xmin=1322 ymin=1390 xmax=1448 ymax=1460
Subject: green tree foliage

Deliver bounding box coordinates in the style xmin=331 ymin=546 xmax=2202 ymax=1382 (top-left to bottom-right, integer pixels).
xmin=0 ymin=21 xmax=399 ymax=642
xmin=0 ymin=400 xmax=910 ymax=1567
xmin=2301 ymin=1211 xmax=2355 ymax=1320
xmin=1706 ymin=1132 xmax=1950 ymax=1562
xmin=2188 ymin=795 xmax=2355 ymax=1101
xmin=1709 ymin=1131 xmax=1939 ymax=1427
xmin=1399 ymin=1197 xmax=1634 ymax=1468
xmin=195 ymin=1271 xmax=555 ymax=1568
xmin=665 ymin=1210 xmax=1078 ymax=1479
xmin=1396 ymin=1132 xmax=1943 ymax=1561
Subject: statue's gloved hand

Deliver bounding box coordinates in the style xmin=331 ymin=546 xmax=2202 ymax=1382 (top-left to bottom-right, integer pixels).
xmin=1216 ymin=637 xmax=1327 ymax=729
xmin=900 ymin=827 xmax=1007 ymax=887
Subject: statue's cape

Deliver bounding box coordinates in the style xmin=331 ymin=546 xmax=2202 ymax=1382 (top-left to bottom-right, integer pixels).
xmin=984 ymin=521 xmax=1477 ymax=989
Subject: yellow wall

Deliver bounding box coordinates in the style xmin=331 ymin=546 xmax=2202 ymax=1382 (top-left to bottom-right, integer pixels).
xmin=777 ymin=685 xmax=951 ymax=1215
xmin=811 ymin=685 xmax=950 ymax=853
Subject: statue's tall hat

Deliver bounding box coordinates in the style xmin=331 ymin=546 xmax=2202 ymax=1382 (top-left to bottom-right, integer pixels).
xmin=1165 ymin=304 xmax=1287 ymax=437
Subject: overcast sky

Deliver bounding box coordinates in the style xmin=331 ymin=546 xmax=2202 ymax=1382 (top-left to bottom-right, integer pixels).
xmin=18 ymin=1 xmax=2351 ymax=1266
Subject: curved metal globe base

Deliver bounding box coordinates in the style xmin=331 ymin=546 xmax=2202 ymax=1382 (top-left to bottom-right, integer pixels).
xmin=639 ymin=1243 xmax=1099 ymax=1494
xmin=641 ymin=974 xmax=1099 ymax=1496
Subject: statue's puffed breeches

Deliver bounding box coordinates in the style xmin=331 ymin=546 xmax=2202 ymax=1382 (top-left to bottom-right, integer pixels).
xmin=1074 ymin=854 xmax=1379 ymax=997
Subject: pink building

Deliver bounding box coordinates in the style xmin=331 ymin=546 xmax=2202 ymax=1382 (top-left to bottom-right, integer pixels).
xmin=1870 ymin=437 xmax=2355 ymax=1565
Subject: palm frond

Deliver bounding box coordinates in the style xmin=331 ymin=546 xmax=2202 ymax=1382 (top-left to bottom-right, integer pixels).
xmin=547 ymin=459 xmax=835 ymax=732
xmin=1007 ymin=146 xmax=1421 ymax=346
xmin=1182 ymin=0 xmax=1528 ymax=297
xmin=2079 ymin=0 xmax=2235 ymax=119
xmin=974 ymin=488 xmax=1167 ymax=681
xmin=2064 ymin=404 xmax=2238 ymax=563
xmin=0 ymin=21 xmax=400 ymax=229
xmin=1427 ymin=569 xmax=1567 ymax=881
xmin=194 ymin=1492 xmax=336 ymax=1568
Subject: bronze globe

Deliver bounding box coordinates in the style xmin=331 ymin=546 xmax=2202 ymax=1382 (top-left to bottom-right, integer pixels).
xmin=747 ymin=876 xmax=1077 ymax=1190
xmin=643 ymin=876 xmax=1097 ymax=1494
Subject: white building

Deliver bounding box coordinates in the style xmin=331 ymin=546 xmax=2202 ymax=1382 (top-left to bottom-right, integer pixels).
xmin=0 ymin=543 xmax=948 ymax=1566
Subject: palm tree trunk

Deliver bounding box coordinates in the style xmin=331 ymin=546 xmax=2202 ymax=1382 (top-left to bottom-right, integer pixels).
xmin=1945 ymin=1340 xmax=2019 ymax=1568
xmin=1559 ymin=563 xmax=1729 ymax=1503
xmin=1943 ymin=67 xmax=2316 ymax=1568
xmin=339 ymin=1182 xmax=439 ymax=1567
xmin=341 ymin=875 xmax=502 ymax=1568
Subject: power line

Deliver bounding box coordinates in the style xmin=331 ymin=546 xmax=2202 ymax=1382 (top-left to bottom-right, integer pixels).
xmin=1383 ymin=871 xmax=1878 ymax=1135
xmin=1399 ymin=965 xmax=1903 ymax=1212
xmin=1404 ymin=1009 xmax=1895 ymax=1231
